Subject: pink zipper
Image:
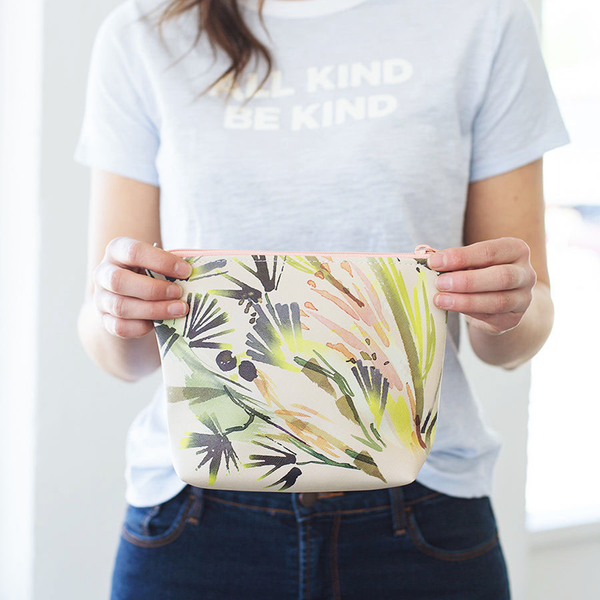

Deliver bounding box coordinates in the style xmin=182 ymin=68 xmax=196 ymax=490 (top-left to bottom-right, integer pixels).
xmin=165 ymin=244 xmax=438 ymax=258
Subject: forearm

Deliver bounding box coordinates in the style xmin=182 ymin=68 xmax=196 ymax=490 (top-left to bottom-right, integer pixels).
xmin=77 ymin=297 xmax=161 ymax=382
xmin=467 ymin=281 xmax=554 ymax=370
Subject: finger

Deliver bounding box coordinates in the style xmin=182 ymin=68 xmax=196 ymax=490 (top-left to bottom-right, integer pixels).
xmin=97 ymin=288 xmax=189 ymax=320
xmin=464 ymin=312 xmax=522 ymax=335
xmin=105 ymin=236 xmax=193 ymax=280
xmin=433 ymin=288 xmax=530 ymax=313
xmin=463 ymin=311 xmax=498 ymax=322
xmin=101 ymin=313 xmax=155 ymax=339
xmin=94 ymin=262 xmax=185 ymax=301
xmin=435 ymin=264 xmax=531 ymax=294
xmin=427 ymin=237 xmax=530 ymax=272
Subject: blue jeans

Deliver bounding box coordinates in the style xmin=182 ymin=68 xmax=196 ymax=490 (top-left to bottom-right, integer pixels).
xmin=111 ymin=480 xmax=511 ymax=599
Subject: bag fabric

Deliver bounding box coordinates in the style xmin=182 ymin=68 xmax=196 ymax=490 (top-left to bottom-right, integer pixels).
xmin=146 ymin=250 xmax=448 ymax=493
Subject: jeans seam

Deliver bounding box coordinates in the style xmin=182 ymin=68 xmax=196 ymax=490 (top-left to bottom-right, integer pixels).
xmin=405 ymin=492 xmax=441 ymax=506
xmin=199 ymin=490 xmax=442 ymax=518
xmin=306 ymin=520 xmax=311 ymax=598
xmin=405 ymin=506 xmax=500 ymax=561
xmin=141 ymin=505 xmax=160 ymax=537
xmin=297 ymin=519 xmax=302 ymax=600
xmin=204 ymin=494 xmax=296 ymax=515
xmin=307 ymin=505 xmax=390 ymax=518
xmin=330 ymin=514 xmax=342 ymax=600
xmin=204 ymin=494 xmax=392 ymax=519
xmin=121 ymin=493 xmax=195 ymax=549
xmin=186 ymin=491 xmax=204 ymax=526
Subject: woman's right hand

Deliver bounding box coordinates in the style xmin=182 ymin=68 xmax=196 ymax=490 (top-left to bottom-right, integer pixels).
xmin=93 ymin=236 xmax=193 ymax=339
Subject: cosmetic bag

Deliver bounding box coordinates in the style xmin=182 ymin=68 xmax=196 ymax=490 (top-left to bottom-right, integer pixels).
xmin=145 ymin=244 xmax=448 ymax=493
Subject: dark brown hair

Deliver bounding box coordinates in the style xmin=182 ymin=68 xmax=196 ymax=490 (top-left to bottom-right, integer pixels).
xmin=140 ymin=0 xmax=274 ymax=104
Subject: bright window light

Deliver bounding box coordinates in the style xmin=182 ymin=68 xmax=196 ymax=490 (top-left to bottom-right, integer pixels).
xmin=526 ymin=0 xmax=600 ymax=531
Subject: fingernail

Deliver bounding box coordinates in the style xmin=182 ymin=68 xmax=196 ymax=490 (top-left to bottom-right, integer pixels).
xmin=175 ymin=261 xmax=193 ymax=278
xmin=436 ymin=294 xmax=453 ymax=308
xmin=428 ymin=253 xmax=446 ymax=269
xmin=436 ymin=275 xmax=453 ymax=291
xmin=167 ymin=284 xmax=182 ymax=299
xmin=168 ymin=301 xmax=187 ymax=315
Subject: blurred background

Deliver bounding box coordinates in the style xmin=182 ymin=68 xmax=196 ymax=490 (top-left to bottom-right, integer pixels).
xmin=0 ymin=0 xmax=598 ymax=598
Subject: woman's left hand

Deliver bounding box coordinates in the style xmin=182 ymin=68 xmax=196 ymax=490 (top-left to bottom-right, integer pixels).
xmin=427 ymin=237 xmax=538 ymax=336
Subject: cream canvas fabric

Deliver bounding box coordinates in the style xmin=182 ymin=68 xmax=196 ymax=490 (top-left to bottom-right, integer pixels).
xmin=146 ymin=249 xmax=448 ymax=492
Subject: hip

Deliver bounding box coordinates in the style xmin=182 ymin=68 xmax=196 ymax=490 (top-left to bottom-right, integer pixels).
xmin=111 ymin=479 xmax=511 ymax=600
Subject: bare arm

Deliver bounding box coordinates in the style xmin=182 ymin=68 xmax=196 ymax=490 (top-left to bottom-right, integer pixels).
xmin=77 ymin=169 xmax=192 ymax=382
xmin=427 ymin=158 xmax=554 ymax=370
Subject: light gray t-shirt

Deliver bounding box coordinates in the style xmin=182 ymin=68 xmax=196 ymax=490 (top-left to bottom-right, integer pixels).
xmin=73 ymin=0 xmax=570 ymax=506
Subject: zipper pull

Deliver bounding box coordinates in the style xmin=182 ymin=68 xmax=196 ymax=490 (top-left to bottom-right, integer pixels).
xmin=414 ymin=244 xmax=438 ymax=254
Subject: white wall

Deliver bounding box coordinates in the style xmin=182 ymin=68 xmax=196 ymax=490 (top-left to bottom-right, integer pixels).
xmin=0 ymin=1 xmax=159 ymax=598
xmin=528 ymin=529 xmax=600 ymax=600
xmin=32 ymin=4 xmax=162 ymax=594
xmin=0 ymin=1 xmax=41 ymax=599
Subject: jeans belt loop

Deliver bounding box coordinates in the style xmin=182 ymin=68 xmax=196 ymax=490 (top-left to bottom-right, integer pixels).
xmin=388 ymin=486 xmax=407 ymax=536
xmin=187 ymin=485 xmax=205 ymax=524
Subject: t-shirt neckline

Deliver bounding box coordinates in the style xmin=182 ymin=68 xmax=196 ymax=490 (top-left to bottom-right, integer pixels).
xmin=240 ymin=0 xmax=371 ymax=19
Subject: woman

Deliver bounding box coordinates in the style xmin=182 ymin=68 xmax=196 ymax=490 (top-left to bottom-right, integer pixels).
xmin=74 ymin=0 xmax=569 ymax=598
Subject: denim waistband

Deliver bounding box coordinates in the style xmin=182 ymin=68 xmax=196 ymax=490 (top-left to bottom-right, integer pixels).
xmin=185 ymin=479 xmax=442 ymax=531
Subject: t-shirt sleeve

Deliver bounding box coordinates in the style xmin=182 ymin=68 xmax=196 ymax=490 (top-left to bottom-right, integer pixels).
xmin=469 ymin=0 xmax=571 ymax=183
xmin=73 ymin=6 xmax=160 ymax=187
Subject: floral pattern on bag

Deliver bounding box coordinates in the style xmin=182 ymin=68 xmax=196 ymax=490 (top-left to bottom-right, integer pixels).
xmin=146 ymin=253 xmax=448 ymax=492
